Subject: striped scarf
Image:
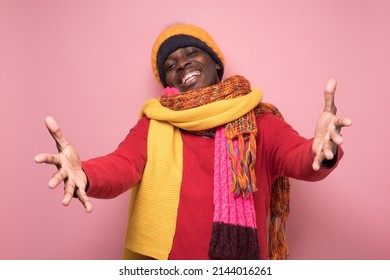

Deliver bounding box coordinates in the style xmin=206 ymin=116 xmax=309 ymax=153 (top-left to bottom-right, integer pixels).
xmin=124 ymin=75 xmax=290 ymax=260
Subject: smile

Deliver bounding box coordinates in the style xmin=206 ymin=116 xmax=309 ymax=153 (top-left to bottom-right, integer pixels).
xmin=180 ymin=70 xmax=201 ymax=85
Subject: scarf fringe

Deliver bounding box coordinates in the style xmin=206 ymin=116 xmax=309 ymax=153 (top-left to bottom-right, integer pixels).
xmin=228 ymin=133 xmax=257 ymax=197
xmin=268 ymin=176 xmax=290 ymax=260
xmin=268 ymin=216 xmax=288 ymax=260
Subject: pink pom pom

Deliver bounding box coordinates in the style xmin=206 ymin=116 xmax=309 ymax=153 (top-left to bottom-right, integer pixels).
xmin=163 ymin=87 xmax=180 ymax=96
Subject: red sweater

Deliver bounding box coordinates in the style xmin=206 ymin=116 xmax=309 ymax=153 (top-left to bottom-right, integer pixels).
xmin=82 ymin=113 xmax=343 ymax=260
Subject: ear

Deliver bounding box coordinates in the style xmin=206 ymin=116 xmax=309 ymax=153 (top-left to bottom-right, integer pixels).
xmin=216 ymin=63 xmax=221 ymax=70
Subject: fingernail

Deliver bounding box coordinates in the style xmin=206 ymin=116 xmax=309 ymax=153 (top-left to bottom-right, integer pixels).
xmin=48 ymin=178 xmax=55 ymax=188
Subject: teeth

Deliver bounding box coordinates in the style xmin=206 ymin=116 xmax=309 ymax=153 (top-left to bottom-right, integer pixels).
xmin=181 ymin=71 xmax=200 ymax=84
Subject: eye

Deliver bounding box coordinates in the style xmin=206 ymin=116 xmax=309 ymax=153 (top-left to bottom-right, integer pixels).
xmin=164 ymin=62 xmax=175 ymax=72
xmin=186 ymin=48 xmax=198 ymax=56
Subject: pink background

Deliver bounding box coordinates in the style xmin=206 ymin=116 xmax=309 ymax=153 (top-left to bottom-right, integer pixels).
xmin=1 ymin=0 xmax=389 ymax=259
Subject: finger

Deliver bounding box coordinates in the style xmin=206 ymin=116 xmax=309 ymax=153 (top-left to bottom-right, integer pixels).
xmin=44 ymin=116 xmax=70 ymax=152
xmin=325 ymin=78 xmax=337 ymax=93
xmin=34 ymin=153 xmax=61 ymax=165
xmin=75 ymin=188 xmax=93 ymax=213
xmin=63 ymin=181 xmax=75 ymax=206
xmin=334 ymin=116 xmax=353 ymax=128
xmin=322 ymin=139 xmax=336 ymax=160
xmin=312 ymin=150 xmax=324 ymax=171
xmin=324 ymin=79 xmax=337 ymax=114
xmin=329 ymin=129 xmax=344 ymax=146
xmin=48 ymin=168 xmax=68 ymax=189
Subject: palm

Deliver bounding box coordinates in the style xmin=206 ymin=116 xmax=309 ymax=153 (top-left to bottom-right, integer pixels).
xmin=35 ymin=116 xmax=92 ymax=213
xmin=312 ymin=79 xmax=352 ymax=171
xmin=56 ymin=143 xmax=86 ymax=196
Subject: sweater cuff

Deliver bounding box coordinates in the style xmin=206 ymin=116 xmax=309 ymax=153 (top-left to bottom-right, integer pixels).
xmin=320 ymin=148 xmax=338 ymax=168
xmin=80 ymin=160 xmax=102 ymax=198
xmin=72 ymin=173 xmax=90 ymax=198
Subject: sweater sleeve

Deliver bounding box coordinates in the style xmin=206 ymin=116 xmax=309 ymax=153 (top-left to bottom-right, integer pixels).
xmin=81 ymin=117 xmax=150 ymax=199
xmin=258 ymin=113 xmax=344 ymax=182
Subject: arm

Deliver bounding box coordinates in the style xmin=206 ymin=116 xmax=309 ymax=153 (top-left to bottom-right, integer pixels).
xmin=260 ymin=79 xmax=351 ymax=181
xmin=259 ymin=114 xmax=339 ymax=181
xmin=35 ymin=116 xmax=149 ymax=212
xmin=82 ymin=117 xmax=149 ymax=199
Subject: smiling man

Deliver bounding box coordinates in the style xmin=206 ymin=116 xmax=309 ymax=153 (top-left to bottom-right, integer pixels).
xmin=35 ymin=24 xmax=352 ymax=260
xmin=163 ymin=46 xmax=221 ymax=92
xmin=153 ymin=25 xmax=224 ymax=92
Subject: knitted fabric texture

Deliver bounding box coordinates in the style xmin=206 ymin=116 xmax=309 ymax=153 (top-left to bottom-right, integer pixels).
xmin=162 ymin=75 xmax=260 ymax=259
xmin=210 ymin=126 xmax=259 ymax=259
xmin=160 ymin=76 xmax=259 ymax=197
xmin=151 ymin=24 xmax=225 ymax=87
xmin=160 ymin=75 xmax=290 ymax=259
xmin=123 ymin=75 xmax=290 ymax=260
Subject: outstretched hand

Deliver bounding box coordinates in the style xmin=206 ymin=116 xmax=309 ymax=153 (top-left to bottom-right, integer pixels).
xmin=312 ymin=79 xmax=352 ymax=171
xmin=35 ymin=116 xmax=92 ymax=213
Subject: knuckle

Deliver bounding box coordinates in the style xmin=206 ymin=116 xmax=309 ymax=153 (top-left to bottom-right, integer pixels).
xmin=64 ymin=184 xmax=75 ymax=192
xmin=64 ymin=191 xmax=74 ymax=197
xmin=55 ymin=169 xmax=67 ymax=181
xmin=49 ymin=154 xmax=56 ymax=162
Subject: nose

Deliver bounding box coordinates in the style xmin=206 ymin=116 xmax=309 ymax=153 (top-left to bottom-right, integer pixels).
xmin=176 ymin=57 xmax=191 ymax=72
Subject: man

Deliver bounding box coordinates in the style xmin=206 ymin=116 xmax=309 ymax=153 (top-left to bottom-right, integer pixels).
xmin=35 ymin=24 xmax=352 ymax=260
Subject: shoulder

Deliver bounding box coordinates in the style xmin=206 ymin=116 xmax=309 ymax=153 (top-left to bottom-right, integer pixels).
xmin=255 ymin=103 xmax=301 ymax=141
xmin=255 ymin=102 xmax=288 ymax=129
xmin=254 ymin=102 xmax=284 ymax=119
xmin=130 ymin=116 xmax=151 ymax=132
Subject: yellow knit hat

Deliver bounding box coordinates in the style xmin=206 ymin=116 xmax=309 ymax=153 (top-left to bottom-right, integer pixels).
xmin=151 ymin=24 xmax=225 ymax=87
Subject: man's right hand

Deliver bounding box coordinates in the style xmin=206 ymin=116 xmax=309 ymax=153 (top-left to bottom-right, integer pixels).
xmin=35 ymin=116 xmax=92 ymax=213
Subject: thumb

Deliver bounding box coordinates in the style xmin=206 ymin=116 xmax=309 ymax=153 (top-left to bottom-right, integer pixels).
xmin=324 ymin=79 xmax=337 ymax=114
xmin=45 ymin=116 xmax=69 ymax=151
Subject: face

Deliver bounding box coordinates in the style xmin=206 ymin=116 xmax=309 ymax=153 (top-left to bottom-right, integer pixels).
xmin=163 ymin=46 xmax=221 ymax=92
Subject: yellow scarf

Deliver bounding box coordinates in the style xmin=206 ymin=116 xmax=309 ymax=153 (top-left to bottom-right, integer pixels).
xmin=123 ymin=89 xmax=263 ymax=260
